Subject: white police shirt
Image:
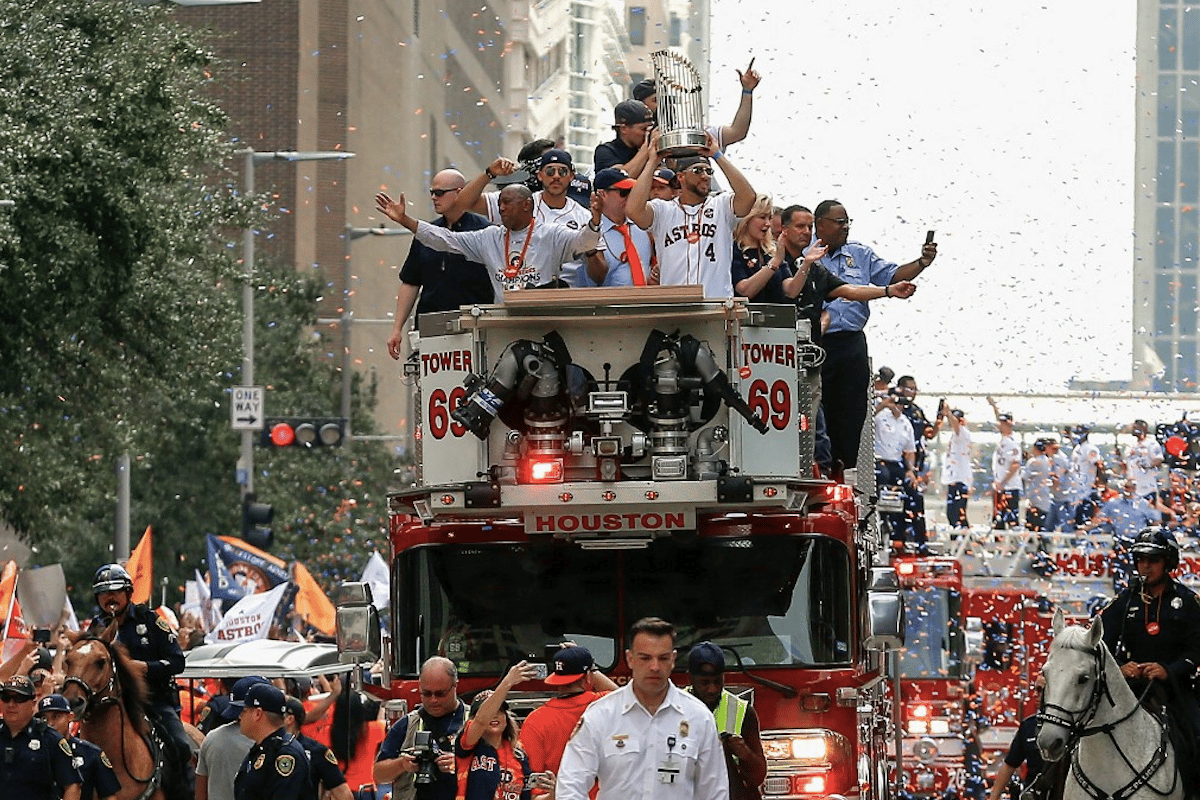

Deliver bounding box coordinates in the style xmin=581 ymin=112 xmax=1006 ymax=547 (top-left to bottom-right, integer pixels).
xmin=992 ymin=433 xmax=1023 ymax=491
xmin=556 ymin=681 xmax=729 ymax=800
xmin=874 ymin=408 xmax=916 ymax=463
xmin=1126 ymin=437 xmax=1164 ymax=497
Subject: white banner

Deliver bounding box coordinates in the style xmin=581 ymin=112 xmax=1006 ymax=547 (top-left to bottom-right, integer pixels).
xmin=360 ymin=551 xmax=389 ymax=611
xmin=204 ymin=582 xmax=287 ymax=644
xmin=194 ymin=569 xmax=223 ymax=633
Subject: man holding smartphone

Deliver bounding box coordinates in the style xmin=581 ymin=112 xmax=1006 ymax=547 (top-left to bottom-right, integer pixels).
xmin=811 ymin=202 xmax=937 ymax=472
xmin=521 ymin=645 xmax=617 ymax=796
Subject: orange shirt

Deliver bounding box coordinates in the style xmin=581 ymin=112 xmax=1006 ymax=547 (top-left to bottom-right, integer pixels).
xmin=340 ymin=720 xmax=386 ymax=793
xmin=520 ymin=691 xmax=606 ymax=797
xmin=303 ymin=695 xmax=334 ymax=748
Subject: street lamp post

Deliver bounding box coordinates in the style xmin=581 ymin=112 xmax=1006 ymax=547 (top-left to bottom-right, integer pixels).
xmin=238 ymin=149 xmax=354 ymax=502
xmin=328 ymin=226 xmax=411 ymax=443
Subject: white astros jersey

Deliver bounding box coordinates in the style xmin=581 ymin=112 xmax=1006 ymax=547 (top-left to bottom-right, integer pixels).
xmin=646 ymin=194 xmax=737 ymax=298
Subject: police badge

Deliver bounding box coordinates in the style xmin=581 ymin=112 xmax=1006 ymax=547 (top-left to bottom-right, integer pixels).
xmin=254 ymin=754 xmax=266 ymax=770
xmin=30 ymin=738 xmax=41 ymax=751
xmin=136 ymin=624 xmax=147 ymax=635
xmin=276 ymin=754 xmax=296 ymax=776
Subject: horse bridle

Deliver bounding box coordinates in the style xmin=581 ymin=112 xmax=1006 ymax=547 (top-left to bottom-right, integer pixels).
xmin=62 ymin=636 xmax=121 ymax=719
xmin=63 ymin=636 xmax=162 ymax=800
xmin=1036 ymin=640 xmax=1178 ymax=800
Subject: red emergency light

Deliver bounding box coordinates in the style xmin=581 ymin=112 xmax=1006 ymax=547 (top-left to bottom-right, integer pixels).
xmin=526 ymin=458 xmax=564 ymax=483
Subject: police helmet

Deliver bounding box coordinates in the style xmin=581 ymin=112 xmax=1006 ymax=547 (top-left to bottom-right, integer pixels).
xmin=92 ymin=563 xmax=133 ymax=595
xmin=1130 ymin=526 xmax=1181 ymax=571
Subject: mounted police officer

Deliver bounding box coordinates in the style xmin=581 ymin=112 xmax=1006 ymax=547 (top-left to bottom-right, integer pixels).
xmin=87 ymin=563 xmax=191 ymax=780
xmin=1099 ymin=526 xmax=1200 ymax=791
xmin=0 ymin=676 xmax=83 ymax=800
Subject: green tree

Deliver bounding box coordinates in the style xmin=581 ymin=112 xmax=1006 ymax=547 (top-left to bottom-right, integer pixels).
xmin=0 ymin=0 xmax=398 ymax=611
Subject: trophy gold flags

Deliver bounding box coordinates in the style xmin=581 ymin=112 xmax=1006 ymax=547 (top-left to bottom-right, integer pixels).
xmin=651 ymin=49 xmax=706 ymax=156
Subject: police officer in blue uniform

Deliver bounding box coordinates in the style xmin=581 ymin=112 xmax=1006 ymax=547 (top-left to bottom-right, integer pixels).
xmin=284 ymin=695 xmax=352 ymax=800
xmin=1099 ymin=527 xmax=1200 ymax=785
xmin=235 ymin=683 xmax=310 ymax=800
xmin=0 ymin=676 xmax=83 ymax=800
xmin=39 ymin=693 xmax=122 ymax=800
xmin=87 ymin=562 xmax=191 ymax=774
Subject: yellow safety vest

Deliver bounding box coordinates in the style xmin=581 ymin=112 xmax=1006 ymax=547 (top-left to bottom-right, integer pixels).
xmin=713 ymin=690 xmax=749 ymax=736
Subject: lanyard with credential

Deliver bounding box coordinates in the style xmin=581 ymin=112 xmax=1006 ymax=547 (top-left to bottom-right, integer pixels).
xmin=503 ymin=217 xmax=536 ymax=280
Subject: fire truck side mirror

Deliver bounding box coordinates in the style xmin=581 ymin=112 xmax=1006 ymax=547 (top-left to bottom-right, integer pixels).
xmin=334 ymin=581 xmax=382 ymax=665
xmin=863 ymin=567 xmax=905 ymax=652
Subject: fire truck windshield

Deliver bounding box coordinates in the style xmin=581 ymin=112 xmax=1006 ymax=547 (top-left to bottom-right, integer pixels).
xmin=896 ymin=585 xmax=965 ymax=679
xmin=392 ymin=534 xmax=852 ymax=676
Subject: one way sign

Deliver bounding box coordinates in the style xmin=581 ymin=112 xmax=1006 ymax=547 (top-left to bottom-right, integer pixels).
xmin=231 ymin=386 xmax=264 ymax=431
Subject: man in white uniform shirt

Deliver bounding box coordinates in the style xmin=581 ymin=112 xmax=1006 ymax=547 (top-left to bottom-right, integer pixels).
xmin=940 ymin=408 xmax=973 ymax=529
xmin=448 ymin=149 xmax=594 ymax=286
xmin=988 ymin=398 xmax=1023 ymax=530
xmin=1126 ymin=418 xmax=1164 ymax=500
xmin=874 ymin=390 xmax=920 ymax=551
xmin=1067 ymin=424 xmax=1104 ymax=522
xmin=557 ymin=617 xmax=729 ymax=800
xmin=375 ymin=184 xmax=602 ymax=298
xmin=626 ymin=130 xmax=755 ymax=297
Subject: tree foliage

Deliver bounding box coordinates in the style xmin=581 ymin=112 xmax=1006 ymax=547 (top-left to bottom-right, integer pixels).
xmin=0 ymin=0 xmax=397 ymax=610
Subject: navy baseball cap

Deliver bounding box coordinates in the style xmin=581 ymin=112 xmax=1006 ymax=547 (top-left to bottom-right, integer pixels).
xmin=632 ymin=78 xmax=656 ymax=102
xmin=38 ymin=693 xmax=71 ymax=714
xmin=652 ymin=167 xmax=677 ymax=186
xmin=243 ymin=683 xmax=288 ymax=715
xmin=593 ymin=168 xmax=635 ymax=191
xmin=687 ymin=642 xmax=726 ymax=674
xmin=614 ymin=99 xmax=653 ymax=127
xmin=545 ymin=646 xmax=594 ymax=685
xmin=538 ymin=149 xmax=573 ymax=171
xmin=225 ymin=675 xmax=270 ymax=718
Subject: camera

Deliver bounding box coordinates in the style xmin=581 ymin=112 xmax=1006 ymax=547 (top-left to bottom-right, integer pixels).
xmin=410 ymin=730 xmax=441 ymax=785
xmin=32 ymin=628 xmax=51 ymax=644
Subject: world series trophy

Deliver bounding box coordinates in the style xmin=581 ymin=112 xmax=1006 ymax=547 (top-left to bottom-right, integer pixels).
xmin=651 ymin=49 xmax=707 ymax=156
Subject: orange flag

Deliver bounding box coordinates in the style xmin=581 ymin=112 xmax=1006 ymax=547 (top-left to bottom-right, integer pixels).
xmin=128 ymin=526 xmax=153 ymax=605
xmin=0 ymin=561 xmax=30 ymax=661
xmin=292 ymin=562 xmax=336 ymax=636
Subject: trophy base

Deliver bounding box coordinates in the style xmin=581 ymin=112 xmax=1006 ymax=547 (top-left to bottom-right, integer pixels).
xmin=657 ymin=128 xmax=708 ymax=158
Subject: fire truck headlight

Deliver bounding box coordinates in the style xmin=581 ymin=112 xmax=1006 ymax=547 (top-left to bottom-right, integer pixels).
xmin=911 ymin=703 xmax=929 ymax=719
xmin=798 ymin=775 xmax=826 ymax=794
xmin=928 ymin=718 xmax=950 ymax=735
xmin=789 ymin=734 xmax=828 ymax=761
xmin=906 ymin=720 xmax=928 ymax=735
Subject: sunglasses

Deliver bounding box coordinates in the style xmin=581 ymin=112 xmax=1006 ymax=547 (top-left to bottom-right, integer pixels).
xmin=605 ymin=188 xmax=631 ymax=197
xmin=541 ymin=166 xmax=572 ymax=177
xmin=429 ymin=187 xmax=461 ymax=198
xmin=419 ymin=687 xmax=454 ymax=699
xmin=0 ymin=694 xmax=31 ymax=703
xmin=686 ymin=166 xmax=714 ymax=176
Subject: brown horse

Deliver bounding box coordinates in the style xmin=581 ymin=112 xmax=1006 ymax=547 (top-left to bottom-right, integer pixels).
xmin=61 ymin=626 xmax=166 ymax=800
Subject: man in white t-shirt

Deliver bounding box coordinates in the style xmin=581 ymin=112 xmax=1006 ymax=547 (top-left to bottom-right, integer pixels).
xmin=626 ymin=129 xmax=756 ymax=298
xmin=1125 ymin=418 xmax=1164 ymax=500
xmin=940 ymin=408 xmax=973 ymax=529
xmin=375 ymin=184 xmax=601 ymax=298
xmin=987 ymin=397 xmax=1023 ymax=530
xmin=447 ymin=149 xmax=593 ymax=286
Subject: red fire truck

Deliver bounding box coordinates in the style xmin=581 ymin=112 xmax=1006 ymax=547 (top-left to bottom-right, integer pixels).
xmin=337 ymin=287 xmax=907 ymax=800
xmin=892 ymin=555 xmax=1051 ymax=799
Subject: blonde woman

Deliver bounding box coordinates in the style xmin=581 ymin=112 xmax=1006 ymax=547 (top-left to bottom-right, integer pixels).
xmin=731 ymin=194 xmax=789 ymax=303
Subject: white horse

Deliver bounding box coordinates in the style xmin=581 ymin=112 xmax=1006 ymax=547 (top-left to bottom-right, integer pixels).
xmin=1035 ymin=608 xmax=1183 ymax=800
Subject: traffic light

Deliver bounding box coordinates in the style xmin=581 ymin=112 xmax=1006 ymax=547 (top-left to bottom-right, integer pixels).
xmin=242 ymin=493 xmax=274 ymax=549
xmin=260 ymin=417 xmax=346 ymax=448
